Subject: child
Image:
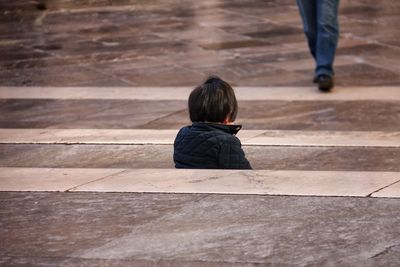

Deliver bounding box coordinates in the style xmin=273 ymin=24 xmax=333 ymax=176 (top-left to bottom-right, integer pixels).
xmin=173 ymin=76 xmax=252 ymax=169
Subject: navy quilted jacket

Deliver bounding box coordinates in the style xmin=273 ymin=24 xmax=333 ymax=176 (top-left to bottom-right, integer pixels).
xmin=173 ymin=122 xmax=252 ymax=169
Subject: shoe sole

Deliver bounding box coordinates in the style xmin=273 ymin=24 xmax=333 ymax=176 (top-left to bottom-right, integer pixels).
xmin=318 ymin=84 xmax=333 ymax=92
xmin=318 ymin=81 xmax=334 ymax=92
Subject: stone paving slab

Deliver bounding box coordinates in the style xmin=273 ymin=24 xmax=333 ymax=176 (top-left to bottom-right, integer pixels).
xmin=70 ymin=169 xmax=400 ymax=197
xmin=0 ymin=167 xmax=124 ymax=191
xmin=0 ymin=129 xmax=180 ymax=145
xmin=1 ymin=129 xmax=399 ymax=147
xmin=1 ymin=192 xmax=399 ymax=266
xmin=0 ymin=257 xmax=263 ymax=267
xmin=0 ymin=99 xmax=187 ymax=129
xmin=2 ymin=144 xmax=400 ymax=171
xmin=149 ymin=100 xmax=400 ymax=131
xmin=1 ymin=167 xmax=399 ymax=198
xmin=2 ymin=99 xmax=400 ymax=131
xmin=246 ymin=145 xmax=400 ymax=172
xmin=1 ymin=1 xmax=400 ymax=87
xmin=1 ymin=86 xmax=400 ymax=101
xmin=244 ymin=130 xmax=400 ymax=147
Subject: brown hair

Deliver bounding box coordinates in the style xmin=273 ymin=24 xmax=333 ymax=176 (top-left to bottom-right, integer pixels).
xmin=188 ymin=76 xmax=238 ymax=123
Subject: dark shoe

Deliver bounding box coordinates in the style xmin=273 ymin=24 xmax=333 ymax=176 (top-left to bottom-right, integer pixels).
xmin=317 ymin=75 xmax=334 ymax=92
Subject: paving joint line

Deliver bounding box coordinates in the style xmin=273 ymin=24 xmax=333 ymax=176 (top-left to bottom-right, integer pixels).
xmin=366 ymin=179 xmax=400 ymax=198
xmin=83 ymin=64 xmax=137 ymax=86
xmin=65 ymin=169 xmax=129 ymax=192
xmin=137 ymin=108 xmax=187 ymax=127
xmin=1 ymin=142 xmax=399 ymax=148
xmin=369 ymin=243 xmax=400 ymax=259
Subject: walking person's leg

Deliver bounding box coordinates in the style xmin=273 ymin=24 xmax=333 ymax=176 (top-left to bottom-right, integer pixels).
xmin=315 ymin=0 xmax=340 ymax=91
xmin=296 ymin=0 xmax=317 ymax=60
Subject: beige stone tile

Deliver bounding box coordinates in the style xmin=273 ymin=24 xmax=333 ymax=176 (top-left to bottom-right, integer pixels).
xmin=2 ymin=129 xmax=398 ymax=148
xmin=0 ymin=167 xmax=124 ymax=191
xmin=0 ymin=167 xmax=398 ymax=197
xmin=243 ymin=130 xmax=400 ymax=147
xmin=234 ymin=86 xmax=400 ymax=101
xmin=0 ymin=129 xmax=178 ymax=144
xmin=235 ymin=130 xmax=265 ymax=142
xmin=72 ymin=169 xmax=400 ymax=197
xmin=1 ymin=86 xmax=399 ymax=101
xmin=0 ymin=129 xmax=397 ymax=148
xmin=71 ymin=169 xmax=244 ymax=193
xmin=0 ymin=87 xmax=192 ymax=100
xmin=262 ymin=171 xmax=400 ymax=197
xmin=372 ymin=181 xmax=400 ymax=198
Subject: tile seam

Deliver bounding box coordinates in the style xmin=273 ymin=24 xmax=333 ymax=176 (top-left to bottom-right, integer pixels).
xmin=65 ymin=169 xmax=129 ymax=192
xmin=367 ymin=179 xmax=400 ymax=197
xmin=1 ymin=142 xmax=399 ymax=148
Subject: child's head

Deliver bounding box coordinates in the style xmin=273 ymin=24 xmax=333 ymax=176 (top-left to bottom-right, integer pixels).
xmin=188 ymin=76 xmax=238 ymax=124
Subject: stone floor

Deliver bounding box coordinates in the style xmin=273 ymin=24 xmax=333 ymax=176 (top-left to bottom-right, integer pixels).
xmin=1 ymin=0 xmax=400 ymax=266
xmin=1 ymin=192 xmax=400 ymax=266
xmin=1 ymin=0 xmax=400 ymax=87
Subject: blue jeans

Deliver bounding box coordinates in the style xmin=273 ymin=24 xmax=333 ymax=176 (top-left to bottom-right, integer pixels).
xmin=296 ymin=0 xmax=340 ymax=77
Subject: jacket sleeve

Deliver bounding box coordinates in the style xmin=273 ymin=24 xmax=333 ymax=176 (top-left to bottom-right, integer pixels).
xmin=217 ymin=137 xmax=252 ymax=169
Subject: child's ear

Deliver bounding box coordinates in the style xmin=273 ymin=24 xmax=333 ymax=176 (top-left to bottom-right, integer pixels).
xmin=224 ymin=113 xmax=234 ymax=125
xmin=223 ymin=118 xmax=232 ymax=125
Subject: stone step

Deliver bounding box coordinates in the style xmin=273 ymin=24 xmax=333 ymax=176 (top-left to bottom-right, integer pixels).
xmin=1 ymin=86 xmax=400 ymax=101
xmin=2 ymin=98 xmax=399 ymax=131
xmin=1 ymin=144 xmax=399 ymax=171
xmin=1 ymin=129 xmax=399 ymax=147
xmin=1 ymin=129 xmax=399 ymax=171
xmin=0 ymin=167 xmax=399 ymax=198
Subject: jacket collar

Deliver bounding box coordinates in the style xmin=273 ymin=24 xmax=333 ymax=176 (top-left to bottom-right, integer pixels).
xmin=192 ymin=122 xmax=242 ymax=135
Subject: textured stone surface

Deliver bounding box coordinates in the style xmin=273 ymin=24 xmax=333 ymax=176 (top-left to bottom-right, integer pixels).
xmin=1 ymin=99 xmax=400 ymax=131
xmin=136 ymin=100 xmax=400 ymax=131
xmin=0 ymin=257 xmax=261 ymax=267
xmin=2 ymin=168 xmax=398 ymax=197
xmin=1 ymin=86 xmax=400 ymax=101
xmin=1 ymin=129 xmax=399 ymax=147
xmin=0 ymin=167 xmax=123 ymax=191
xmin=1 ymin=192 xmax=399 ymax=265
xmin=68 ymin=169 xmax=399 ymax=197
xmin=1 ymin=144 xmax=400 ymax=171
xmin=1 ymin=0 xmax=400 ymax=86
xmin=0 ymin=99 xmax=186 ymax=129
xmin=1 ymin=0 xmax=400 ymax=265
xmin=245 ymin=146 xmax=400 ymax=172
